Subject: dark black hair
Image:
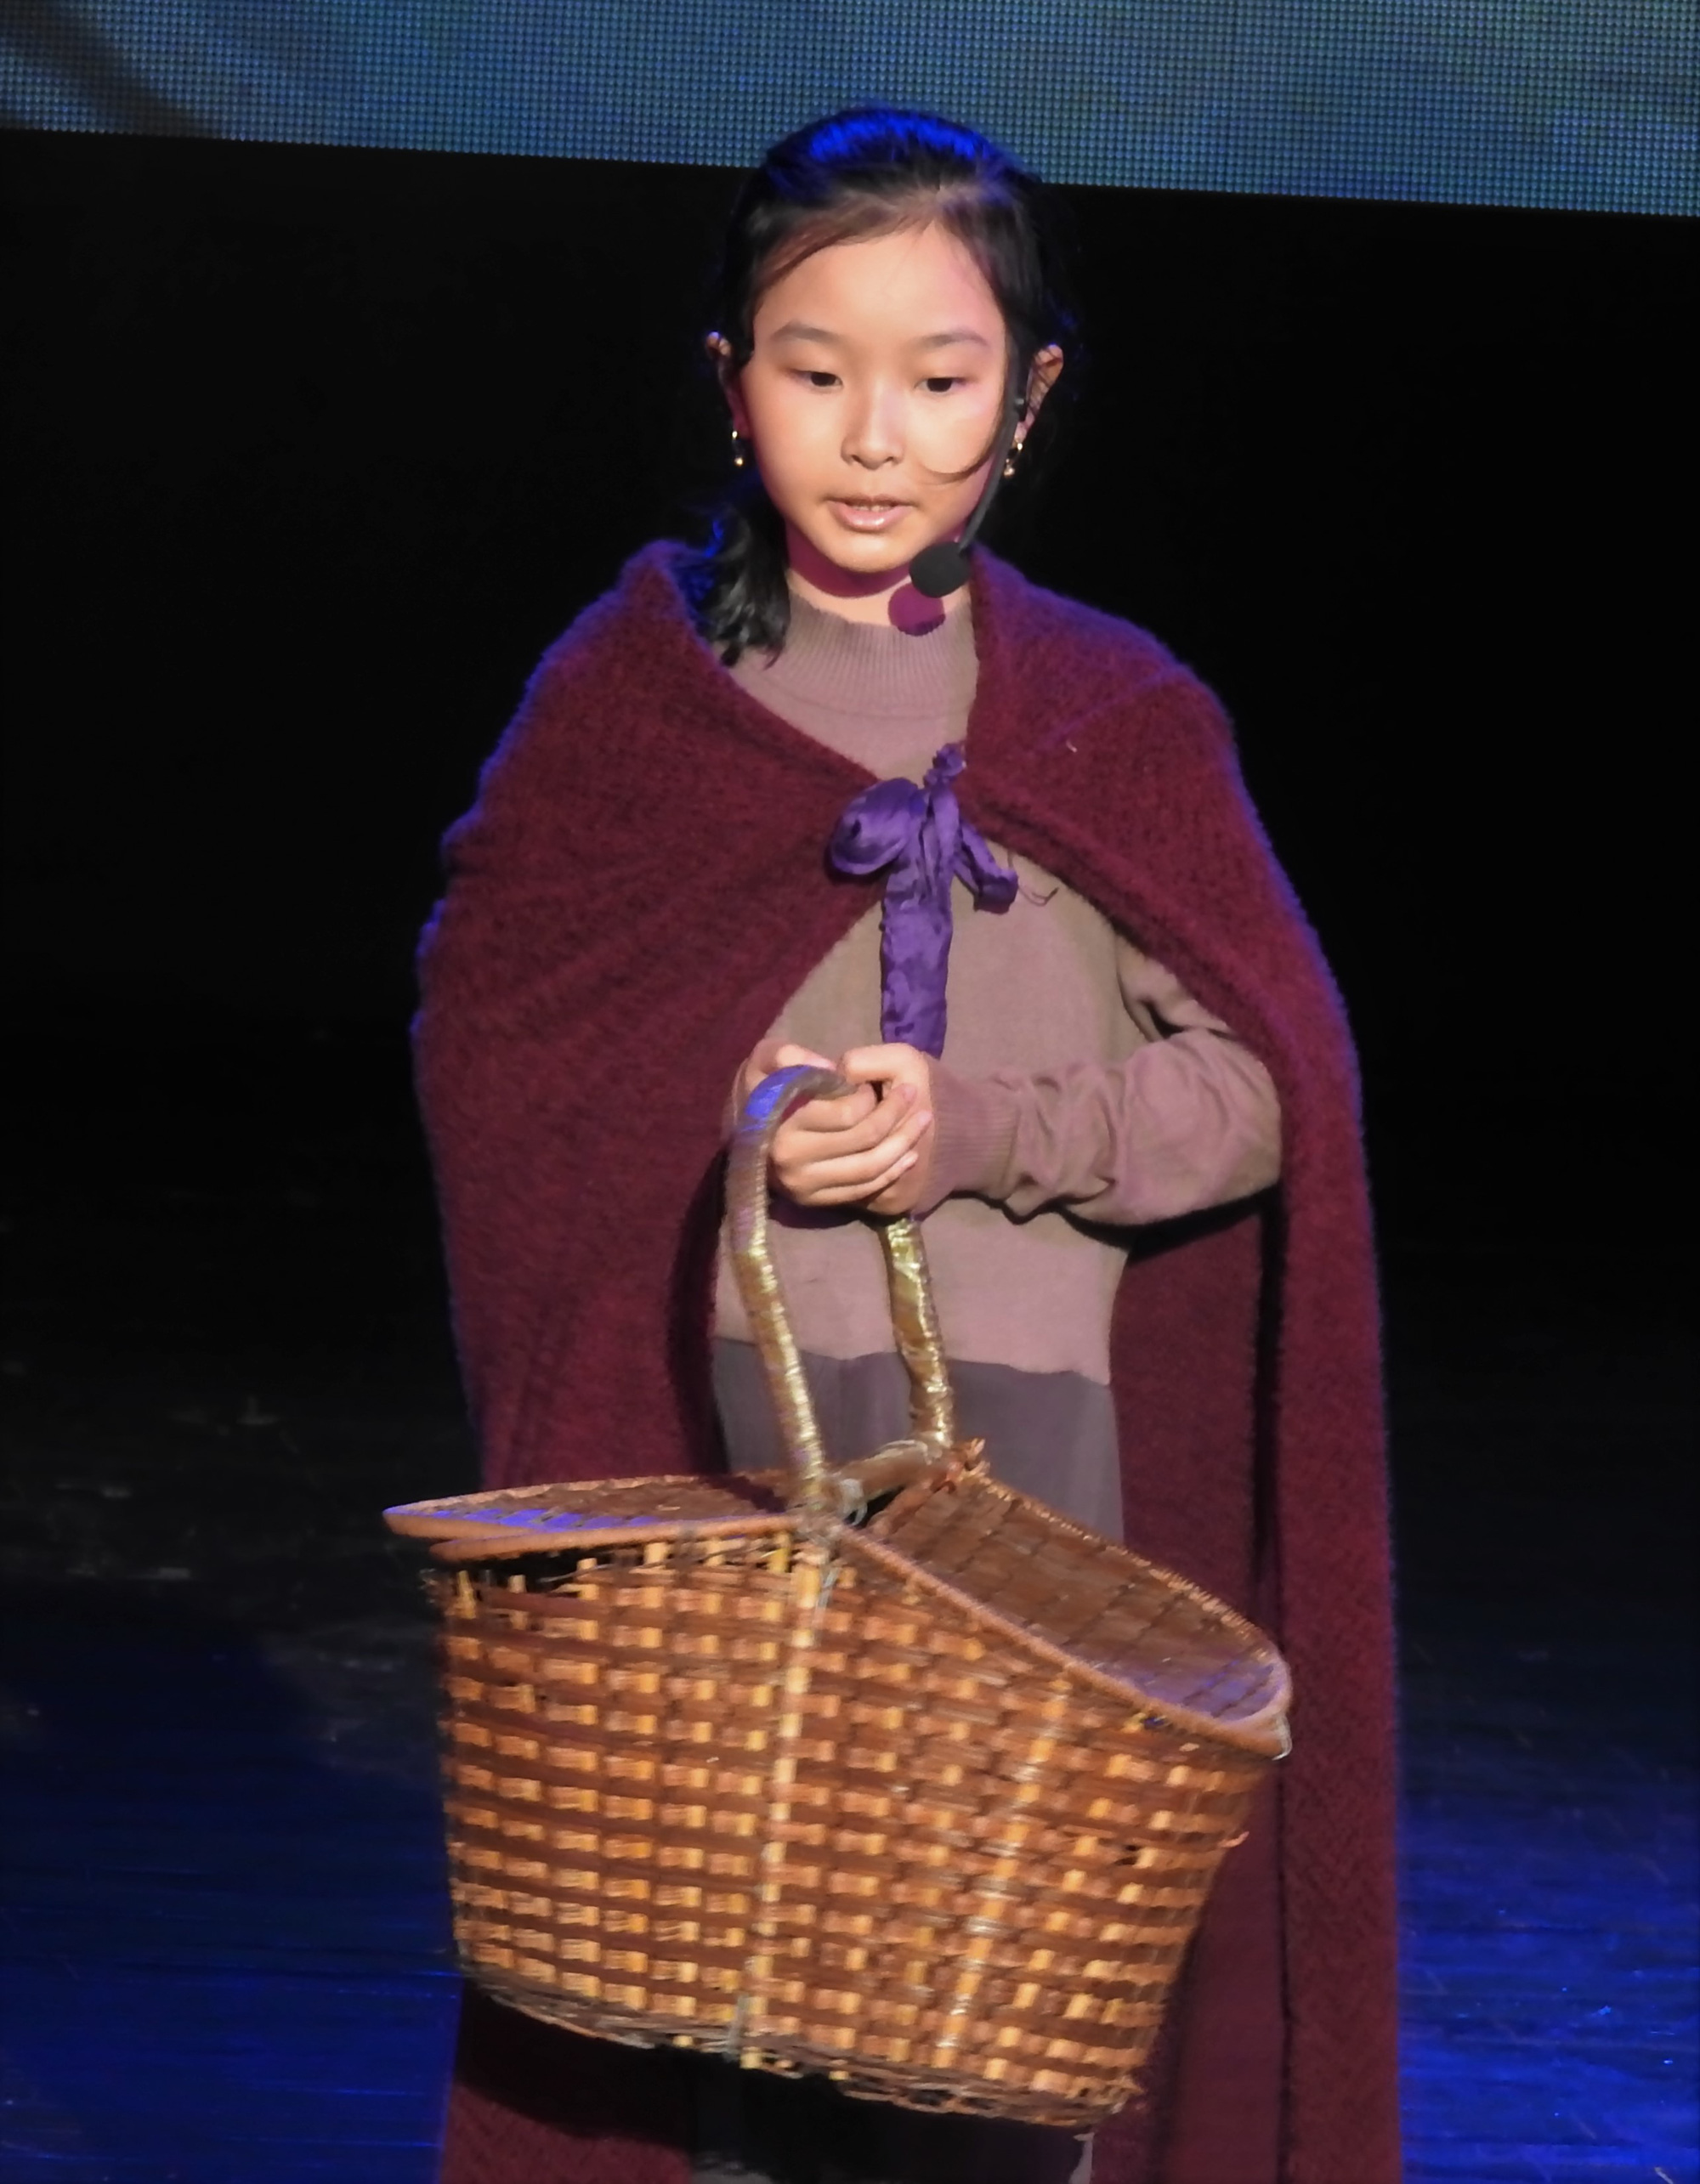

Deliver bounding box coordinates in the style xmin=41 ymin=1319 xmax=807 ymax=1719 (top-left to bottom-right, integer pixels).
xmin=681 ymin=106 xmax=1080 ymax=662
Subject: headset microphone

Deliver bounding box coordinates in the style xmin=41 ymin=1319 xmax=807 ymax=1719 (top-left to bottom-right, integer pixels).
xmin=907 ymin=395 xmax=1027 ymax=600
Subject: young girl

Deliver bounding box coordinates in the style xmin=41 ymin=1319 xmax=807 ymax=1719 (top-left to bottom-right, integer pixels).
xmin=416 ymin=108 xmax=1399 ymax=2184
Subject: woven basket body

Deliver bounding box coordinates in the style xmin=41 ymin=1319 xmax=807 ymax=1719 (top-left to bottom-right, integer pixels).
xmin=388 ymin=1067 xmax=1289 ymax=2130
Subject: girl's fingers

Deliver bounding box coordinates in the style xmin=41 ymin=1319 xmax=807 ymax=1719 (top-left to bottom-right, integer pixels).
xmin=779 ymin=1116 xmax=931 ymax=1203
xmin=790 ymin=1094 xmax=876 ymax=1136
xmin=802 ymin=1147 xmax=920 ymax=1207
xmin=790 ymin=1109 xmax=930 ymax=1190
xmin=741 ymin=1041 xmax=835 ymax=1103
xmin=777 ymin=1085 xmax=913 ymax=1164
xmin=867 ymin=1148 xmax=922 ymax=1200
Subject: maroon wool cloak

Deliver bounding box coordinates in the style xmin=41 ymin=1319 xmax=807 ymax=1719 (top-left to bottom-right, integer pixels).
xmin=414 ymin=542 xmax=1402 ymax=2184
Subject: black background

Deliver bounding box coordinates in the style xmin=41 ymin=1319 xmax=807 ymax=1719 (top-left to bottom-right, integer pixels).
xmin=3 ymin=128 xmax=1694 ymax=2176
xmin=3 ymin=126 xmax=1693 ymax=1610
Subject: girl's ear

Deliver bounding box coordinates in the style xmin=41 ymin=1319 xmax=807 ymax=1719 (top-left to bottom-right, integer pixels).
xmin=1023 ymin=343 xmax=1065 ymax=424
xmin=706 ymin=332 xmax=751 ymax=436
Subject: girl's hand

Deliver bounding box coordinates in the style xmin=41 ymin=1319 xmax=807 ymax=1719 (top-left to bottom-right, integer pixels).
xmin=838 ymin=1044 xmax=937 ymax=1215
xmin=735 ymin=1038 xmax=933 ymax=1209
xmin=736 ymin=1038 xmax=836 ymax=1114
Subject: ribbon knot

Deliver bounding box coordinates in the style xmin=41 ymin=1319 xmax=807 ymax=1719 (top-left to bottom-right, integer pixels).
xmin=827 ymin=742 xmax=1017 ymax=1056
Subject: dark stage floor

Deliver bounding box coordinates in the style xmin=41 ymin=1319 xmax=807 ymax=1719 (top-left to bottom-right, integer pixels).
xmin=2 ymin=1022 xmax=1694 ymax=2183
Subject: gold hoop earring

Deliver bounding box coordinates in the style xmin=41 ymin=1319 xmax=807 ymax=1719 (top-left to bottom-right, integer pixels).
xmin=731 ymin=427 xmax=746 ymax=470
xmin=1002 ymin=435 xmax=1026 ymax=480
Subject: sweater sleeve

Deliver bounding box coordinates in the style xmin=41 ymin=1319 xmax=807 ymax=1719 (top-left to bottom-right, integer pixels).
xmin=921 ymin=938 xmax=1282 ymax=1225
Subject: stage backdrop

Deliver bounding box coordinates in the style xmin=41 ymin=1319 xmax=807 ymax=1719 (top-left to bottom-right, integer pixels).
xmin=1 ymin=0 xmax=1693 ymax=215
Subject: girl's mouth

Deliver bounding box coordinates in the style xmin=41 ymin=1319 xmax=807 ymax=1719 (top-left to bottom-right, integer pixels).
xmin=829 ymin=499 xmax=911 ymax=533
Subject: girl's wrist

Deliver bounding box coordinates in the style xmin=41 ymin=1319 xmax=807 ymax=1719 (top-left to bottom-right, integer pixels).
xmin=912 ymin=1062 xmax=1017 ymax=1212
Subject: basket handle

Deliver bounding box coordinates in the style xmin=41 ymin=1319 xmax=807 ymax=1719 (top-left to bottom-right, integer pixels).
xmin=728 ymin=1064 xmax=958 ymax=1521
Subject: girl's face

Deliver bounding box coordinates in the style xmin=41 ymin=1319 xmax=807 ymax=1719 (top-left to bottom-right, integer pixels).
xmin=722 ymin=222 xmax=1059 ymax=620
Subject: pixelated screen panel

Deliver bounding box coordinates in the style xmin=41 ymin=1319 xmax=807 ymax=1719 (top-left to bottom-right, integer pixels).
xmin=1 ymin=0 xmax=1693 ymax=215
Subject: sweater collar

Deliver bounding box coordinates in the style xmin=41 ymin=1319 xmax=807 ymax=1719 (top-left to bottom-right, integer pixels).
xmin=623 ymin=540 xmax=1028 ymax=777
xmin=743 ymin=588 xmax=978 ymax=722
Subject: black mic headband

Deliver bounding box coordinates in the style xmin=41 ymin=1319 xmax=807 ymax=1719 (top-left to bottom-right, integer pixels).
xmin=907 ymin=389 xmax=1028 ymax=601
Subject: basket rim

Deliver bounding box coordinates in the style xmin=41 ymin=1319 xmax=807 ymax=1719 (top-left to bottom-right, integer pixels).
xmin=392 ymin=1468 xmax=1291 ymax=1758
xmin=384 ymin=1474 xmax=795 ymax=1559
xmin=840 ymin=1522 xmax=1290 ymax=1759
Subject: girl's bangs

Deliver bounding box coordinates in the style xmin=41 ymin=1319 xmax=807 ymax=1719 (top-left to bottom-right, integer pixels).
xmin=747 ymin=187 xmax=1009 ymax=325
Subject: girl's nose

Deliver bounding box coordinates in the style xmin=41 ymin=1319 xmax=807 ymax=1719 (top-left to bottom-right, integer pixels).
xmin=842 ymin=387 xmax=904 ymax=468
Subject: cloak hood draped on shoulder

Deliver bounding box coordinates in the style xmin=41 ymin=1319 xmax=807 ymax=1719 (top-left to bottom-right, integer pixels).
xmin=415 ymin=543 xmax=1401 ymax=2184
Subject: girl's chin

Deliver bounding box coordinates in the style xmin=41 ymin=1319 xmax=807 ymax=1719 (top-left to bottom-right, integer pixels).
xmin=793 ymin=532 xmax=917 ymax=591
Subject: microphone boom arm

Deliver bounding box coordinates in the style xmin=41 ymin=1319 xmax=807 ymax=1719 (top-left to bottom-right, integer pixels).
xmin=908 ymin=390 xmax=1028 ymax=600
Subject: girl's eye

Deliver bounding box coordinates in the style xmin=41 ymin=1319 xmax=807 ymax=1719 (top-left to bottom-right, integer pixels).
xmin=922 ymin=376 xmax=963 ymax=394
xmin=801 ymin=371 xmax=839 ymax=388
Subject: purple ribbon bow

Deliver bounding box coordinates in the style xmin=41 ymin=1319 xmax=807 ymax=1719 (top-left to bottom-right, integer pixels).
xmin=827 ymin=742 xmax=1017 ymax=1056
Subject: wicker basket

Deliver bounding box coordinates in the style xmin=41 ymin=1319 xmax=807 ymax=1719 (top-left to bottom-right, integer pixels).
xmin=385 ymin=1065 xmax=1291 ymax=2130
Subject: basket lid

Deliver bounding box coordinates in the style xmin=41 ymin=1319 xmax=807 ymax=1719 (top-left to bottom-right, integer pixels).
xmin=383 ymin=1472 xmax=793 ymax=1559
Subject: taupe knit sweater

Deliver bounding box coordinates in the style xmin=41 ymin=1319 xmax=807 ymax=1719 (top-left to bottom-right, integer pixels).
xmin=711 ymin=591 xmax=1279 ymax=1533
